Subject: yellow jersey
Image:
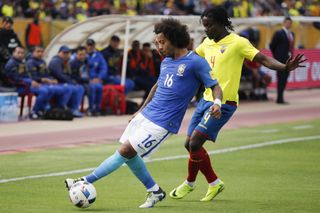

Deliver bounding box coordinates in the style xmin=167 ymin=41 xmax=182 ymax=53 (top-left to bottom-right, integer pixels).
xmin=196 ymin=33 xmax=259 ymax=104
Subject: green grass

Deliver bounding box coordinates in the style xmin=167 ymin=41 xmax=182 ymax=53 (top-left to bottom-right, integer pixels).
xmin=1 ymin=119 xmax=320 ymax=213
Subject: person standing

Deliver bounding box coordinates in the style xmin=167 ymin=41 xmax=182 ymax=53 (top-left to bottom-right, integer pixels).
xmin=170 ymin=6 xmax=306 ymax=202
xmin=0 ymin=16 xmax=22 ymax=69
xmin=25 ymin=13 xmax=42 ymax=51
xmin=270 ymin=17 xmax=294 ymax=104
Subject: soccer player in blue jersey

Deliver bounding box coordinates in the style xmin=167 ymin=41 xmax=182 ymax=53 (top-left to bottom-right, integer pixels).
xmin=65 ymin=18 xmax=223 ymax=208
xmin=170 ymin=6 xmax=307 ymax=202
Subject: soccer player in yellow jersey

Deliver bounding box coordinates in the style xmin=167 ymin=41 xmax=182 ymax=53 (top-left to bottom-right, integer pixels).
xmin=170 ymin=6 xmax=306 ymax=202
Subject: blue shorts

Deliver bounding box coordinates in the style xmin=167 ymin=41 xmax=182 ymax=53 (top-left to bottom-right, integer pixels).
xmin=187 ymin=98 xmax=237 ymax=141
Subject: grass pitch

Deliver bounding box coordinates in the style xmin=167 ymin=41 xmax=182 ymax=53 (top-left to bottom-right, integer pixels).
xmin=0 ymin=119 xmax=320 ymax=213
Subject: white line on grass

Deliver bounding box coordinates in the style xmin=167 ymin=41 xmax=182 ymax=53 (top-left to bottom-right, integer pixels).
xmin=258 ymin=129 xmax=279 ymax=133
xmin=1 ymin=135 xmax=319 ymax=184
xmin=292 ymin=125 xmax=313 ymax=130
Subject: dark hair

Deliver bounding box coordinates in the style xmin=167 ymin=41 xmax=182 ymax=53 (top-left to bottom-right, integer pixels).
xmin=111 ymin=35 xmax=120 ymax=42
xmin=142 ymin=42 xmax=151 ymax=48
xmin=201 ymin=6 xmax=234 ymax=31
xmin=31 ymin=46 xmax=44 ymax=53
xmin=284 ymin=16 xmax=292 ymax=22
xmin=76 ymin=46 xmax=86 ymax=52
xmin=2 ymin=16 xmax=13 ymax=24
xmin=154 ymin=18 xmax=190 ymax=48
xmin=86 ymin=38 xmax=95 ymax=46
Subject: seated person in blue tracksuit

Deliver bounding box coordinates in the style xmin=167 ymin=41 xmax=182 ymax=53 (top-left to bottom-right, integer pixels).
xmin=26 ymin=46 xmax=72 ymax=110
xmin=4 ymin=46 xmax=51 ymax=119
xmin=48 ymin=45 xmax=84 ymax=117
xmin=69 ymin=46 xmax=101 ymax=116
xmin=85 ymin=39 xmax=107 ymax=115
xmin=100 ymin=35 xmax=135 ymax=93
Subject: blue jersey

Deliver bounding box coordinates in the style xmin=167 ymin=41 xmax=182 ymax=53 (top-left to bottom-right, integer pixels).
xmin=142 ymin=51 xmax=218 ymax=133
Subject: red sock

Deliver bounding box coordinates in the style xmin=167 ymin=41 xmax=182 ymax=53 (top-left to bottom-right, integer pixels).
xmin=187 ymin=148 xmax=205 ymax=182
xmin=199 ymin=148 xmax=218 ymax=183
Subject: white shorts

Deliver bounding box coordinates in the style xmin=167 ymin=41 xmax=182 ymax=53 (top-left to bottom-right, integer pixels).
xmin=119 ymin=113 xmax=172 ymax=158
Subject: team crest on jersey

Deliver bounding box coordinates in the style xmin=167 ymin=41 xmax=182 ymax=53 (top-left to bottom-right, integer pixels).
xmin=177 ymin=64 xmax=186 ymax=76
xmin=220 ymin=45 xmax=227 ymax=53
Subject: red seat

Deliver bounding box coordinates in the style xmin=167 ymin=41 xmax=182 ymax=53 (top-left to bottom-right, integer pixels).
xmin=101 ymin=85 xmax=126 ymax=115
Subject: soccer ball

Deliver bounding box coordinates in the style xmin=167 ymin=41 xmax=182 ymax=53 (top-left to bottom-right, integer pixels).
xmin=68 ymin=181 xmax=97 ymax=208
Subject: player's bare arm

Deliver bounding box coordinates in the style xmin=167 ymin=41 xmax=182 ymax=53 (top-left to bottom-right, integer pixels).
xmin=253 ymin=52 xmax=307 ymax=72
xmin=209 ymin=84 xmax=222 ymax=119
xmin=130 ymin=82 xmax=158 ymax=122
xmin=140 ymin=81 xmax=158 ymax=109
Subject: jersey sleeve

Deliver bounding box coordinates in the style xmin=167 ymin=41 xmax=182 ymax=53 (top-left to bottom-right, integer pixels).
xmin=194 ymin=57 xmax=218 ymax=88
xmin=238 ymin=37 xmax=260 ymax=61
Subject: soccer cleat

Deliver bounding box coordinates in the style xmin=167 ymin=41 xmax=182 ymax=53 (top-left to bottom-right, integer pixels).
xmin=64 ymin=178 xmax=84 ymax=190
xmin=139 ymin=187 xmax=166 ymax=208
xmin=169 ymin=182 xmax=195 ymax=199
xmin=200 ymin=181 xmax=225 ymax=202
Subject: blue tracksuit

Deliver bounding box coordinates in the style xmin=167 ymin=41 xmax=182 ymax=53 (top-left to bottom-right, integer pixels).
xmin=70 ymin=56 xmax=103 ymax=112
xmin=4 ymin=57 xmax=51 ymax=113
xmin=26 ymin=57 xmax=72 ymax=109
xmin=87 ymin=51 xmax=108 ymax=80
xmin=48 ymin=55 xmax=84 ymax=111
xmin=86 ymin=51 xmax=108 ymax=112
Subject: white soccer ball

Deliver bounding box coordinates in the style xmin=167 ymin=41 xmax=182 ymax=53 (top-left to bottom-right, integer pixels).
xmin=68 ymin=181 xmax=97 ymax=208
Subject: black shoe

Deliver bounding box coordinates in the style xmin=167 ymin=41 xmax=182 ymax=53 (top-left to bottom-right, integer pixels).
xmin=276 ymin=100 xmax=289 ymax=104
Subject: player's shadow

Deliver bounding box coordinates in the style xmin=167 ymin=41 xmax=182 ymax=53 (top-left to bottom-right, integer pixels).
xmin=71 ymin=208 xmax=109 ymax=212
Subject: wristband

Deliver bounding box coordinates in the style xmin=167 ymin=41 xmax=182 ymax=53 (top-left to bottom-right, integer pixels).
xmin=214 ymin=99 xmax=222 ymax=107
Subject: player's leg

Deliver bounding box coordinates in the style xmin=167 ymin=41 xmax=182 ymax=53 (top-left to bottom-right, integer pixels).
xmin=189 ymin=131 xmax=224 ymax=202
xmin=65 ymin=113 xmax=167 ymax=208
xmin=120 ymin=113 xmax=170 ymax=208
xmin=194 ymin=103 xmax=236 ymax=201
xmin=119 ymin=141 xmax=166 ymax=208
xmin=170 ymin=98 xmax=208 ymax=199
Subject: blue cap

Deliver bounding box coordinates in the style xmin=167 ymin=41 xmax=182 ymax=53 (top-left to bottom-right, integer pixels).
xmin=58 ymin=45 xmax=70 ymax=53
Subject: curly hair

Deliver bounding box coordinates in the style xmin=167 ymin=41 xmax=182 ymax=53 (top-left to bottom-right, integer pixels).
xmin=201 ymin=6 xmax=234 ymax=31
xmin=154 ymin=18 xmax=190 ymax=48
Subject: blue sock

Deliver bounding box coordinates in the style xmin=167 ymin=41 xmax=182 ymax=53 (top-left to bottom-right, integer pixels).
xmin=126 ymin=155 xmax=156 ymax=190
xmin=85 ymin=151 xmax=128 ymax=183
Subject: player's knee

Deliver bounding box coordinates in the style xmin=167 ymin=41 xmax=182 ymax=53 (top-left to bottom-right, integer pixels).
xmin=189 ymin=142 xmax=202 ymax=152
xmin=118 ymin=142 xmax=137 ymax=159
xmin=189 ymin=133 xmax=206 ymax=151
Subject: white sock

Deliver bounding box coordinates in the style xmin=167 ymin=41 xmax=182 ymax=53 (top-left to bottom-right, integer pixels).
xmin=209 ymin=178 xmax=220 ymax=186
xmin=147 ymin=184 xmax=160 ymax=192
xmin=185 ymin=180 xmax=195 ymax=187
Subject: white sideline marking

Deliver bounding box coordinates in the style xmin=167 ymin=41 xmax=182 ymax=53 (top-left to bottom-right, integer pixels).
xmin=292 ymin=125 xmax=313 ymax=130
xmin=258 ymin=129 xmax=279 ymax=133
xmin=1 ymin=135 xmax=319 ymax=184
